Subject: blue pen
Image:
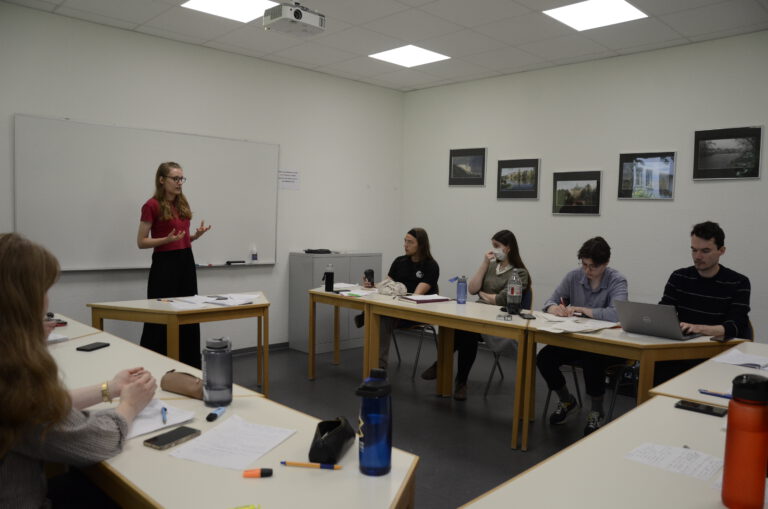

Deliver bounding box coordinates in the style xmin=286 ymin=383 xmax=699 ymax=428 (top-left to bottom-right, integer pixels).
xmin=698 ymin=389 xmax=732 ymax=400
xmin=161 ymin=406 xmax=168 ymax=424
xmin=206 ymin=407 xmax=226 ymax=422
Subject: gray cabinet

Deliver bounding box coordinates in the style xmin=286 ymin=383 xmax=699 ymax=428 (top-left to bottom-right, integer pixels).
xmin=289 ymin=252 xmax=382 ymax=353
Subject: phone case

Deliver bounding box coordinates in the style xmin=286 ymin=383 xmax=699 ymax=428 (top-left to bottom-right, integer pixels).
xmin=76 ymin=342 xmax=109 ymax=352
xmin=143 ymin=426 xmax=201 ymax=450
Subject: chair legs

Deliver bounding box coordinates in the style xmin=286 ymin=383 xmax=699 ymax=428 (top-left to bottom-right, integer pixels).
xmin=391 ymin=325 xmax=437 ymax=379
xmin=391 ymin=331 xmax=402 ymax=367
xmin=606 ymin=362 xmax=637 ymax=422
xmin=542 ymin=364 xmax=583 ymax=422
xmin=483 ymin=352 xmax=505 ymax=397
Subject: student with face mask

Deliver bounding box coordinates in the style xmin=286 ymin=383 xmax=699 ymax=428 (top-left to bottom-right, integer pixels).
xmin=420 ymin=230 xmax=530 ymax=401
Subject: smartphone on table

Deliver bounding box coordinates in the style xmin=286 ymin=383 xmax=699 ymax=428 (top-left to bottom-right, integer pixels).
xmin=143 ymin=426 xmax=201 ymax=450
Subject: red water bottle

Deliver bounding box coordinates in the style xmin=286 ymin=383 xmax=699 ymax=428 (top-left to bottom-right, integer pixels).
xmin=722 ymin=374 xmax=768 ymax=509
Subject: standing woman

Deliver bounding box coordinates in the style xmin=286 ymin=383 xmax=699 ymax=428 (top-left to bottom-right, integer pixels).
xmin=420 ymin=230 xmax=530 ymax=400
xmin=137 ymin=162 xmax=211 ymax=367
xmin=370 ymin=228 xmax=439 ymax=370
xmin=0 ymin=233 xmax=156 ymax=507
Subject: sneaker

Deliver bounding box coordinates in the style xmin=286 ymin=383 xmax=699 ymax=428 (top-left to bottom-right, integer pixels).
xmin=353 ymin=313 xmax=364 ymax=328
xmin=583 ymin=411 xmax=603 ymax=436
xmin=454 ymin=383 xmax=467 ymax=401
xmin=420 ymin=362 xmax=437 ymax=380
xmin=549 ymin=395 xmax=577 ymax=425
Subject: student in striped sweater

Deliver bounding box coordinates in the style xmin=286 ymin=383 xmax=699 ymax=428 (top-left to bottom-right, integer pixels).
xmin=655 ymin=221 xmax=751 ymax=384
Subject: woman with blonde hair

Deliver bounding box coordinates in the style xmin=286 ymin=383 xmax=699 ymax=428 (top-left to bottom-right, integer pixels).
xmin=137 ymin=161 xmax=211 ymax=367
xmin=0 ymin=233 xmax=156 ymax=507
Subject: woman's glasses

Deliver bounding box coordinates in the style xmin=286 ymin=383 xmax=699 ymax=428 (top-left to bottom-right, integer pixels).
xmin=167 ymin=176 xmax=187 ymax=183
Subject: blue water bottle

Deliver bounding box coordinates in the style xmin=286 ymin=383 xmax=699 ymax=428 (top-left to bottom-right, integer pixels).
xmin=355 ymin=368 xmax=392 ymax=476
xmin=457 ymin=275 xmax=467 ymax=304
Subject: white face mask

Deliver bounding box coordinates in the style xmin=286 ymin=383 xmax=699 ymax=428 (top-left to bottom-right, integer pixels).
xmin=493 ymin=247 xmax=506 ymax=262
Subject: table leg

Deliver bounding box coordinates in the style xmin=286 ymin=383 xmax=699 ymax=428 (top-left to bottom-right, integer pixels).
xmin=637 ymin=353 xmax=655 ymax=404
xmin=362 ymin=304 xmax=372 ymax=378
xmin=167 ymin=317 xmax=180 ymax=361
xmin=365 ymin=312 xmax=381 ymax=379
xmin=511 ymin=332 xmax=526 ymax=449
xmin=262 ymin=311 xmax=270 ymax=398
xmin=333 ymin=306 xmax=340 ymax=365
xmin=308 ymin=295 xmax=316 ymax=380
xmin=91 ymin=310 xmax=104 ymax=330
xmin=257 ymin=316 xmax=263 ymax=391
xmin=521 ymin=334 xmax=537 ymax=451
xmin=436 ymin=327 xmax=454 ymax=397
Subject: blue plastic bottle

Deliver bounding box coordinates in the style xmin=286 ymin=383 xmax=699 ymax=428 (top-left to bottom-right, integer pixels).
xmin=456 ymin=275 xmax=467 ymax=304
xmin=355 ymin=368 xmax=392 ymax=476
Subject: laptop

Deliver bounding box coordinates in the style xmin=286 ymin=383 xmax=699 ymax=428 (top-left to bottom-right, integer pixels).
xmin=614 ymin=300 xmax=702 ymax=341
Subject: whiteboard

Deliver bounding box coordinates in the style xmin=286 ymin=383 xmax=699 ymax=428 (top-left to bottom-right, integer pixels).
xmin=14 ymin=115 xmax=278 ymax=270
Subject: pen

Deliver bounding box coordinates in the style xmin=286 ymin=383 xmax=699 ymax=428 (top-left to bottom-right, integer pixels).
xmin=243 ymin=468 xmax=273 ymax=478
xmin=206 ymin=407 xmax=226 ymax=422
xmin=280 ymin=460 xmax=342 ymax=470
xmin=698 ymin=389 xmax=732 ymax=399
xmin=161 ymin=406 xmax=168 ymax=424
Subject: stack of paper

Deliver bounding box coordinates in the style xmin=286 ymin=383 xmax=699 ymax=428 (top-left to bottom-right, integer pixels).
xmin=127 ymin=399 xmax=195 ymax=439
xmin=534 ymin=312 xmax=616 ymax=334
xmin=712 ymin=349 xmax=768 ymax=370
xmin=399 ymin=294 xmax=451 ymax=304
xmin=47 ymin=332 xmax=69 ymax=344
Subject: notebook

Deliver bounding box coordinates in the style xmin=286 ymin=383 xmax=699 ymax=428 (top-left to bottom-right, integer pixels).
xmin=615 ymin=300 xmax=702 ymax=341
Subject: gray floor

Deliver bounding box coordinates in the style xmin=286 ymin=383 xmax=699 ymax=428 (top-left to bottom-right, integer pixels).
xmin=234 ymin=334 xmax=636 ymax=509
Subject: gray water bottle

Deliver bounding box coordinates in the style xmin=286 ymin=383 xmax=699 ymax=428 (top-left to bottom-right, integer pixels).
xmin=506 ymin=271 xmax=523 ymax=315
xmin=203 ymin=337 xmax=232 ymax=407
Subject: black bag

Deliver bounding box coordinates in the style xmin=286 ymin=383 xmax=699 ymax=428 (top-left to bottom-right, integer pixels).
xmin=309 ymin=416 xmax=356 ymax=464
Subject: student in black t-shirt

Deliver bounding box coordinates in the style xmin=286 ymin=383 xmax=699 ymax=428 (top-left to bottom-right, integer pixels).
xmin=366 ymin=228 xmax=439 ymax=370
xmin=655 ymin=221 xmax=751 ymax=384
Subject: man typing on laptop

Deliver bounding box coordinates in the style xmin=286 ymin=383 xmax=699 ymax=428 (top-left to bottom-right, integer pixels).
xmin=655 ymin=221 xmax=752 ymax=383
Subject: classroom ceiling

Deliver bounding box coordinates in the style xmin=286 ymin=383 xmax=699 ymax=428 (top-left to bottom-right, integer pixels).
xmin=6 ymin=0 xmax=768 ymax=91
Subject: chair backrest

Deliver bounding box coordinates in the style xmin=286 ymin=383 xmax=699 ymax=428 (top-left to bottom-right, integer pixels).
xmin=522 ymin=287 xmax=533 ymax=310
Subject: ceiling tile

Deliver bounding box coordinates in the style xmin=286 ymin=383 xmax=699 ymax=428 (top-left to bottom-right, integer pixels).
xmin=55 ymin=6 xmax=139 ymax=28
xmin=475 ymin=11 xmax=574 ymax=45
xmin=514 ymin=0 xmax=576 ymax=10
xmin=204 ymin=40 xmax=268 ymax=59
xmin=583 ymin=17 xmax=684 ymax=50
xmin=419 ymin=28 xmax=507 ymax=57
xmin=209 ymin=25 xmax=303 ymax=54
xmin=519 ymin=33 xmax=610 ymax=60
xmin=419 ymin=0 xmax=530 ymax=28
xmin=613 ymin=37 xmax=690 ymax=55
xmin=395 ymin=0 xmax=437 ymax=6
xmin=363 ymin=8 xmax=463 ymax=41
xmin=59 ymin=0 xmax=171 ymax=24
xmin=688 ymin=20 xmax=768 ymax=41
xmin=660 ymin=0 xmax=768 ymax=37
xmin=371 ymin=68 xmax=442 ymax=89
xmin=269 ymin=41 xmax=358 ymax=67
xmin=413 ymin=57 xmax=499 ymax=79
xmin=546 ymin=50 xmax=617 ymax=66
xmin=316 ymin=55 xmax=402 ymax=77
xmin=469 ymin=45 xmax=544 ymax=71
xmin=4 ymin=0 xmax=59 ymax=10
xmin=629 ymin=0 xmax=724 ymax=16
xmin=314 ymin=26 xmax=405 ymax=55
xmin=308 ymin=0 xmax=409 ymax=25
xmin=136 ymin=24 xmax=208 ymax=45
xmin=140 ymin=6 xmax=242 ymax=42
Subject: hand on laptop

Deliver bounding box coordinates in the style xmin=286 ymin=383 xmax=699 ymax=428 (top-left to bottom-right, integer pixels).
xmin=680 ymin=322 xmax=725 ymax=337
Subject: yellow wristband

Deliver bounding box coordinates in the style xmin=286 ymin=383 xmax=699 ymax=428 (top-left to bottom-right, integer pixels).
xmin=101 ymin=381 xmax=112 ymax=403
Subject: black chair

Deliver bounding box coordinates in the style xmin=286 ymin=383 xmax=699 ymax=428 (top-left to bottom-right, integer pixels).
xmin=391 ymin=324 xmax=438 ymax=380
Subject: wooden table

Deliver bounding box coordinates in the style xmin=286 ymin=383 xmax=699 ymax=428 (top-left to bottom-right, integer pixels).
xmin=52 ymin=330 xmax=419 ymax=509
xmin=462 ymin=395 xmax=729 ymax=509
xmin=88 ymin=292 xmax=271 ymax=396
xmin=522 ymin=325 xmax=740 ymax=450
xmin=651 ymin=341 xmax=762 ymax=407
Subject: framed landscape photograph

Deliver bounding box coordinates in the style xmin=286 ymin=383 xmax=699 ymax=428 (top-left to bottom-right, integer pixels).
xmin=617 ymin=152 xmax=675 ymax=200
xmin=497 ymin=158 xmax=539 ymax=199
xmin=693 ymin=126 xmax=762 ymax=179
xmin=449 ymin=148 xmax=485 ymax=186
xmin=552 ymin=171 xmax=601 ymax=215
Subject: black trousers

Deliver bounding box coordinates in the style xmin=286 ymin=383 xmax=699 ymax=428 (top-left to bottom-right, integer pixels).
xmin=537 ymin=345 xmax=619 ymax=397
xmin=140 ymin=248 xmax=201 ymax=368
xmin=454 ymin=330 xmax=481 ymax=384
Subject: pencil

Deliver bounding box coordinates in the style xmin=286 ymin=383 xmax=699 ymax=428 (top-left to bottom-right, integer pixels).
xmin=280 ymin=460 xmax=342 ymax=470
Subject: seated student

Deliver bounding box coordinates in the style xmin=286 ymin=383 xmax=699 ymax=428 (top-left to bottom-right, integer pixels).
xmin=536 ymin=236 xmax=628 ymax=436
xmin=0 ymin=233 xmax=157 ymax=508
xmin=655 ymin=221 xmax=751 ymax=384
xmin=368 ymin=228 xmax=439 ymax=370
xmin=420 ymin=230 xmax=530 ymax=401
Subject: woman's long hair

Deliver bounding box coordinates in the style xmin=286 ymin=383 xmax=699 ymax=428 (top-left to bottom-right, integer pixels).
xmin=492 ymin=229 xmax=531 ymax=290
xmin=0 ymin=233 xmax=71 ymax=456
xmin=153 ymin=162 xmax=192 ymax=221
xmin=407 ymin=227 xmax=434 ymax=262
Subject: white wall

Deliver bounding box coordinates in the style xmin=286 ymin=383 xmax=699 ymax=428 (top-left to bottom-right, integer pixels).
xmin=0 ymin=3 xmax=404 ymax=348
xmin=402 ymin=31 xmax=768 ymax=339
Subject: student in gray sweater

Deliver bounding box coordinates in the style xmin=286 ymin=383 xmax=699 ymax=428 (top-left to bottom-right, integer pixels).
xmin=0 ymin=233 xmax=157 ymax=509
xmin=420 ymin=230 xmax=530 ymax=401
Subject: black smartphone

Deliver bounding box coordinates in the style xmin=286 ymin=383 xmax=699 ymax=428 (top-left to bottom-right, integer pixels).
xmin=675 ymin=399 xmax=727 ymax=417
xmin=519 ymin=313 xmax=536 ymax=320
xmin=364 ymin=269 xmax=375 ymax=285
xmin=143 ymin=426 xmax=201 ymax=450
xmin=76 ymin=342 xmax=110 ymax=352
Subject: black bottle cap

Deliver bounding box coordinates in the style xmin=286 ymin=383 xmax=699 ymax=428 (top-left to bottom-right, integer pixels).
xmin=732 ymin=374 xmax=768 ymax=402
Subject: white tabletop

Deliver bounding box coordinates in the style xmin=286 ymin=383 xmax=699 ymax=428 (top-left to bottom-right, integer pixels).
xmin=88 ymin=291 xmax=270 ymax=313
xmin=463 ymin=395 xmax=730 ymax=509
xmin=52 ymin=313 xmax=102 ymax=340
xmin=651 ymin=342 xmax=768 ymax=407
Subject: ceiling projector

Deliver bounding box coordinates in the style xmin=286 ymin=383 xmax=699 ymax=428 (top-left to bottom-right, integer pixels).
xmin=263 ymin=3 xmax=326 ymax=36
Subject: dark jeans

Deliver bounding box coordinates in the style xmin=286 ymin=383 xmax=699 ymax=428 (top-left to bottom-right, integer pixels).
xmin=536 ymin=345 xmax=619 ymax=397
xmin=48 ymin=469 xmax=119 ymax=509
xmin=140 ymin=248 xmax=201 ymax=368
xmin=454 ymin=330 xmax=481 ymax=384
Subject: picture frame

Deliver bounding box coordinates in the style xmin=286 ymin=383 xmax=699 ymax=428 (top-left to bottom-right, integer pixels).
xmin=693 ymin=126 xmax=762 ymax=180
xmin=449 ymin=148 xmax=485 ymax=186
xmin=552 ymin=171 xmax=601 ymax=215
xmin=497 ymin=158 xmax=539 ymax=199
xmin=617 ymin=152 xmax=675 ymax=200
